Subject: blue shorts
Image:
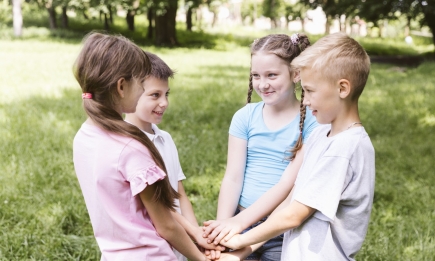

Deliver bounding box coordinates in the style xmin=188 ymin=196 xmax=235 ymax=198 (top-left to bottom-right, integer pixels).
xmin=234 ymin=208 xmax=283 ymax=261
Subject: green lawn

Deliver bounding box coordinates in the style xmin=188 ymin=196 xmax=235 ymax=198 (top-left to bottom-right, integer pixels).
xmin=1 ymin=36 xmax=435 ymax=260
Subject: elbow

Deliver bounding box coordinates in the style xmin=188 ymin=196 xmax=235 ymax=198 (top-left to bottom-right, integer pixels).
xmin=282 ymin=213 xmax=305 ymax=230
xmin=154 ymin=220 xmax=178 ymax=239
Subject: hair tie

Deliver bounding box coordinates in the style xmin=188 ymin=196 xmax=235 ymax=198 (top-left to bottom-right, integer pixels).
xmin=290 ymin=33 xmax=300 ymax=46
xmin=253 ymin=38 xmax=259 ymax=45
xmin=82 ymin=93 xmax=93 ymax=99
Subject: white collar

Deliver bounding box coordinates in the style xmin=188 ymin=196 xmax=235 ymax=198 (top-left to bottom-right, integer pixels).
xmin=124 ymin=121 xmax=165 ymax=143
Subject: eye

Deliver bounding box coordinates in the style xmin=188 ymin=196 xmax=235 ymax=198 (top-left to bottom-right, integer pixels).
xmin=151 ymin=93 xmax=159 ymax=98
xmin=251 ymin=73 xmax=260 ymax=78
xmin=268 ymin=73 xmax=277 ymax=77
xmin=166 ymin=91 xmax=170 ymax=97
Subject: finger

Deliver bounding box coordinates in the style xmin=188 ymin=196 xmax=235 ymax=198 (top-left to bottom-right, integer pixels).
xmin=214 ymin=227 xmax=230 ymax=245
xmin=207 ymin=225 xmax=224 ymax=243
xmin=223 ymin=230 xmax=237 ymax=242
xmin=215 ymin=250 xmax=221 ymax=259
xmin=203 ymin=222 xmax=220 ymax=237
xmin=203 ymin=220 xmax=215 ymax=226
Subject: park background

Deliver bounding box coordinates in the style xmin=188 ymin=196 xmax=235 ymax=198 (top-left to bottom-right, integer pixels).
xmin=1 ymin=0 xmax=435 ymax=260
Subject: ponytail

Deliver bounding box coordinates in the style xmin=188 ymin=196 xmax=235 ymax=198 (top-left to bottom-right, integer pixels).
xmin=75 ymin=32 xmax=179 ymax=210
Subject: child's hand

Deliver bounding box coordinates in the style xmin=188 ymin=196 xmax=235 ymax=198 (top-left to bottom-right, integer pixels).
xmin=203 ymin=249 xmax=221 ymax=260
xmin=202 ymin=218 xmax=243 ymax=245
xmin=194 ymin=226 xmax=226 ymax=252
xmin=219 ymin=234 xmax=243 ymax=250
xmin=210 ymin=249 xmax=250 ymax=261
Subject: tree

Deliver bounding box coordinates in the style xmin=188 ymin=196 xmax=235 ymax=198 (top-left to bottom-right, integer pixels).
xmin=153 ymin=0 xmax=178 ymax=46
xmin=13 ymin=0 xmax=22 ymax=36
xmin=262 ymin=0 xmax=284 ymax=28
xmin=284 ymin=0 xmax=309 ymax=32
xmin=358 ymin=0 xmax=435 ymax=44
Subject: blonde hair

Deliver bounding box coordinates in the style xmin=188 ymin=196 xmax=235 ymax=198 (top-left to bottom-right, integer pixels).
xmin=291 ymin=33 xmax=370 ymax=100
xmin=247 ymin=33 xmax=311 ymax=161
xmin=73 ymin=32 xmax=179 ymax=210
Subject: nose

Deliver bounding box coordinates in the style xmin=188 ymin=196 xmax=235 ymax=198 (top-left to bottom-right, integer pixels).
xmin=259 ymin=80 xmax=270 ymax=90
xmin=302 ymin=96 xmax=310 ymax=106
xmin=159 ymin=96 xmax=168 ymax=108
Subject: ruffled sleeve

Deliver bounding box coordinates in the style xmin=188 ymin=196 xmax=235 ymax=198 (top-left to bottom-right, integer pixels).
xmin=129 ymin=165 xmax=167 ymax=196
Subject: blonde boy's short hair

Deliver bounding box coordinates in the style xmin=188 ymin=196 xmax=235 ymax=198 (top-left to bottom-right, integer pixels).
xmin=291 ymin=33 xmax=370 ymax=100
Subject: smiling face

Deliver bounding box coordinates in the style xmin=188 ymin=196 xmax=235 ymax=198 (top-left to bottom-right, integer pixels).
xmin=251 ymin=52 xmax=294 ymax=107
xmin=134 ymin=76 xmax=170 ymax=126
xmin=300 ymin=68 xmax=341 ymax=124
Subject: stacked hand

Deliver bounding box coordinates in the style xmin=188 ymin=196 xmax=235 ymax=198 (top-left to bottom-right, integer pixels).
xmin=202 ymin=218 xmax=244 ymax=245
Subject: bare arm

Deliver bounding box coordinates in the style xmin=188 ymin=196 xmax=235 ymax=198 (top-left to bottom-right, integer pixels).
xmin=140 ymin=184 xmax=208 ymax=261
xmin=221 ymin=200 xmax=316 ymax=250
xmin=204 ymin=147 xmax=305 ymax=244
xmin=216 ymin=135 xmax=247 ymax=220
xmin=178 ymin=181 xmax=199 ymax=226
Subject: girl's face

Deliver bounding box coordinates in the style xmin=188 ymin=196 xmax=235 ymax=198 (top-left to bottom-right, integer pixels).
xmin=251 ymin=52 xmax=294 ymax=107
xmin=119 ymin=78 xmax=146 ymax=114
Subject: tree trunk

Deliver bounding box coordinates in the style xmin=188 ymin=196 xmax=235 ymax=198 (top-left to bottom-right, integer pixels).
xmin=99 ymin=10 xmax=102 ymax=22
xmin=325 ymin=15 xmax=331 ymax=34
xmin=186 ymin=6 xmax=193 ymax=31
xmin=126 ymin=10 xmax=135 ymax=31
xmin=61 ymin=6 xmax=68 ymax=28
xmin=13 ymin=0 xmax=22 ymax=37
xmin=104 ymin=13 xmax=110 ymax=31
xmin=47 ymin=6 xmax=57 ymax=29
xmin=301 ymin=18 xmax=305 ymax=32
xmin=83 ymin=10 xmax=89 ymax=19
xmin=154 ymin=0 xmax=178 ymax=46
xmin=405 ymin=16 xmax=411 ymax=37
xmin=147 ymin=7 xmax=154 ymax=40
xmin=108 ymin=5 xmax=113 ymax=24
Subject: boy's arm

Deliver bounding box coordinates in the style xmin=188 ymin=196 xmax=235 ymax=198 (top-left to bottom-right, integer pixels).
xmin=221 ymin=200 xmax=315 ymax=250
xmin=203 ymin=147 xmax=305 ymax=244
xmin=178 ymin=181 xmax=199 ymax=227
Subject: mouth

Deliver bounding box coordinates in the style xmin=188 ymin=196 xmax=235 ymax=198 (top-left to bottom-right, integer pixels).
xmin=153 ymin=110 xmax=164 ymax=116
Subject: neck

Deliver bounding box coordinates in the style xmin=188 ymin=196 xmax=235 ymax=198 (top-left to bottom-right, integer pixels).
xmin=329 ymin=103 xmax=361 ymax=137
xmin=124 ymin=114 xmax=153 ymax=134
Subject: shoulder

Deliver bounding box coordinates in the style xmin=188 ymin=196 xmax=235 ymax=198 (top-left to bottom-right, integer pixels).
xmin=327 ymin=127 xmax=374 ymax=158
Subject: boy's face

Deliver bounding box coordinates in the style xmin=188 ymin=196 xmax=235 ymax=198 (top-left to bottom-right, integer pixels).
xmin=300 ymin=68 xmax=341 ymax=125
xmin=134 ymin=76 xmax=170 ymax=125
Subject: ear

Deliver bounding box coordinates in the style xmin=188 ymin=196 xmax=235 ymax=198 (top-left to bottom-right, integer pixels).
xmin=338 ymin=79 xmax=351 ymax=99
xmin=293 ymin=71 xmax=301 ymax=83
xmin=116 ymin=78 xmax=126 ymax=98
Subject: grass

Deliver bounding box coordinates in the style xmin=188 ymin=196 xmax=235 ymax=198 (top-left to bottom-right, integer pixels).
xmin=1 ymin=14 xmax=435 ymax=260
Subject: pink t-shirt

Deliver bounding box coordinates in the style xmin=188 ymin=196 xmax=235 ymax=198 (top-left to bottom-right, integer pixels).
xmin=73 ymin=122 xmax=177 ymax=261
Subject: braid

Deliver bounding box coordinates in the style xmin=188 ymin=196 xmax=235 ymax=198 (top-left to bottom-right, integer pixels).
xmin=246 ymin=72 xmax=253 ymax=104
xmin=289 ymin=88 xmax=306 ymax=161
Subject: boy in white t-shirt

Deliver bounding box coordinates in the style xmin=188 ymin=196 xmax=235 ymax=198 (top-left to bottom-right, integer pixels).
xmin=125 ymin=52 xmax=222 ymax=260
xmin=218 ymin=33 xmax=375 ymax=261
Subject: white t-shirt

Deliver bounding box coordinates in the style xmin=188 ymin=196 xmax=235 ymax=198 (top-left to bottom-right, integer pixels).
xmin=144 ymin=124 xmax=187 ymax=261
xmin=282 ymin=124 xmax=375 ymax=261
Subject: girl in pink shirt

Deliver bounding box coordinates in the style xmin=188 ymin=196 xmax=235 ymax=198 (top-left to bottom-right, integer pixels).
xmin=72 ymin=32 xmax=210 ymax=261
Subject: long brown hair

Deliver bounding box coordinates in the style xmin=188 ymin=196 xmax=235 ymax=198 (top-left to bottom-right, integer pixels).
xmin=73 ymin=32 xmax=179 ymax=210
xmin=247 ymin=34 xmax=310 ymax=160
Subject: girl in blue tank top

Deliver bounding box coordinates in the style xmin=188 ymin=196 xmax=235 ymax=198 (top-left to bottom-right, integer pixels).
xmin=203 ymin=33 xmax=318 ymax=260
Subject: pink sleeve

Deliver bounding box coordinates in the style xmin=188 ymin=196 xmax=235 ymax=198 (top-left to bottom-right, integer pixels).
xmin=118 ymin=139 xmax=167 ymax=197
xmin=129 ymin=166 xmax=166 ymax=196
